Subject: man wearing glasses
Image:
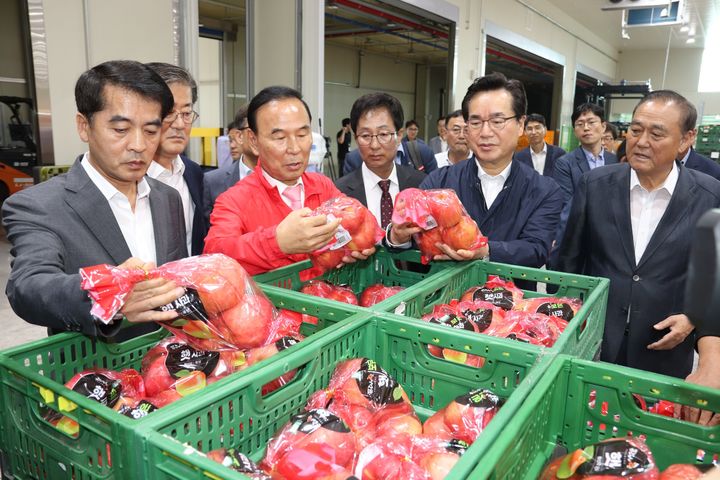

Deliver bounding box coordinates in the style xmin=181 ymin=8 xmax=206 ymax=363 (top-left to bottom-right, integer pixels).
xmin=335 ymin=93 xmax=426 ymax=228
xmin=146 ymin=63 xmax=207 ymax=256
xmin=387 ymin=73 xmax=562 ymax=269
xmin=434 ymin=110 xmax=473 ymax=168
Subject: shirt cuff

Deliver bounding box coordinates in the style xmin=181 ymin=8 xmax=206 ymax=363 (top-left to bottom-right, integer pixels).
xmin=384 ymin=223 xmax=413 ymax=249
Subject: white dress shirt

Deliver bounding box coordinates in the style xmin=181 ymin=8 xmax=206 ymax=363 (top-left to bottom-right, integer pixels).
xmin=238 ymin=155 xmax=254 ymax=180
xmin=262 ymin=168 xmax=305 ymax=208
xmin=434 ymin=150 xmax=473 ymax=168
xmin=147 ymin=156 xmax=194 ymax=255
xmin=477 ymin=160 xmax=512 ymax=209
xmin=530 ymin=143 xmax=548 ymax=175
xmin=440 ymin=139 xmax=448 ymax=152
xmin=81 ymin=154 xmax=156 ymax=264
xmin=630 ymin=162 xmax=679 ymax=264
xmin=361 ymin=162 xmax=400 ymax=227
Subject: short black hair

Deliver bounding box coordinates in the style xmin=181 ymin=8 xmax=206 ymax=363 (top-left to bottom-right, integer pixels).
xmin=405 ymin=120 xmax=418 ymax=129
xmin=445 ymin=110 xmax=464 ymax=127
xmin=633 ymin=90 xmax=697 ymax=133
xmin=233 ymin=104 xmax=250 ymax=129
xmin=146 ymin=62 xmax=198 ymax=104
xmin=462 ymin=72 xmax=527 ymax=121
xmin=349 ymin=93 xmax=404 ymax=133
xmin=604 ymin=122 xmax=619 ymax=139
xmin=525 ymin=113 xmax=546 ymax=128
xmin=75 ymin=60 xmax=173 ymax=123
xmin=247 ymin=86 xmax=312 ymax=133
xmin=437 ymin=116 xmax=446 ymax=123
xmin=342 ymin=117 xmax=351 ymax=127
xmin=571 ymin=103 xmax=605 ymax=125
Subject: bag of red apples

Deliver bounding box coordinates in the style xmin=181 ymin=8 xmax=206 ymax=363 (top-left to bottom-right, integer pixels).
xmin=308 ymin=196 xmax=385 ymax=271
xmin=392 ymin=188 xmax=488 ymax=264
xmin=80 ymin=254 xmax=282 ymax=351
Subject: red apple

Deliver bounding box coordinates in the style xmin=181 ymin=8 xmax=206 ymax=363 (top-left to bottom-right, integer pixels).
xmin=313 ymin=249 xmax=346 ymax=271
xmin=207 ymin=449 xmax=270 ymax=479
xmin=195 ymin=257 xmax=248 ymax=315
xmin=423 ymin=411 xmax=453 ymax=440
xmin=443 ymin=388 xmax=501 ymax=444
xmin=441 ymin=216 xmax=481 ymax=251
xmin=146 ymin=389 xmax=182 ymax=408
xmin=347 ymin=214 xmax=380 ymax=251
xmin=327 ymin=285 xmax=358 ymax=305
xmin=426 ymin=189 xmax=464 ymax=228
xmin=359 ymin=284 xmax=404 ymax=307
xmin=416 ymin=227 xmax=444 ymax=259
xmin=418 ymin=451 xmax=461 ymax=480
xmin=221 ymin=295 xmax=275 ymax=349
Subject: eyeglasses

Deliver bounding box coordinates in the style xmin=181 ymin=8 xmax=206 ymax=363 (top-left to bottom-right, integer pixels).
xmin=467 ymin=115 xmax=518 ymax=132
xmin=163 ymin=110 xmax=199 ymax=124
xmin=574 ymin=119 xmax=600 ymax=129
xmin=356 ymin=131 xmax=397 ymax=146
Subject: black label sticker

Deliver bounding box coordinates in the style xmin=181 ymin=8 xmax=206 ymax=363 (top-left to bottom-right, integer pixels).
xmin=118 ymin=400 xmax=157 ymax=420
xmin=155 ymin=288 xmax=209 ymax=322
xmin=276 ymin=336 xmax=299 ymax=351
xmin=353 ymin=359 xmax=404 ymax=405
xmin=536 ymin=302 xmax=574 ymax=321
xmin=289 ymin=409 xmax=350 ymax=434
xmin=165 ymin=343 xmax=220 ymax=379
xmin=444 ymin=439 xmax=470 ymax=456
xmin=455 ymin=388 xmax=500 ymax=409
xmin=506 ymin=333 xmax=530 ymax=344
xmin=71 ymin=373 xmax=121 ymax=408
xmin=461 ymin=308 xmax=493 ymax=331
xmin=577 ymin=440 xmax=652 ymax=476
xmin=472 ymin=287 xmax=514 ymax=310
xmin=224 ymin=450 xmax=270 ymax=478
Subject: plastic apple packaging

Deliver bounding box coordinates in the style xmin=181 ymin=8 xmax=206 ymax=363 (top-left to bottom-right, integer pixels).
xmin=308 ymin=197 xmax=384 ymax=271
xmin=540 ymin=437 xmax=659 ymax=480
xmin=421 ymin=306 xmax=485 ymax=368
xmin=516 ymin=296 xmax=583 ymax=322
xmin=206 ymin=448 xmax=271 ymax=479
xmin=246 ymin=336 xmax=303 ymax=395
xmin=461 ymin=275 xmax=524 ymax=310
xmin=423 ymin=388 xmax=502 ymax=444
xmin=359 ymin=284 xmax=405 ymax=307
xmin=392 ymin=188 xmax=438 ymax=230
xmin=140 ymin=336 xmax=247 ymax=399
xmin=484 ymin=310 xmax=567 ymax=347
xmin=298 ymin=281 xmax=359 ymax=325
xmin=661 ymin=465 xmax=719 ymax=480
xmin=261 ymin=408 xmax=357 ymax=478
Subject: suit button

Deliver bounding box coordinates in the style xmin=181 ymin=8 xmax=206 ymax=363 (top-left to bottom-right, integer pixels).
xmin=632 ymin=275 xmax=640 ymax=282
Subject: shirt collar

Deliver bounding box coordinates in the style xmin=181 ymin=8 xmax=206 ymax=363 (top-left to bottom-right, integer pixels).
xmin=238 ymin=155 xmax=254 ymax=177
xmin=361 ymin=162 xmax=399 ymax=189
xmin=531 ymin=142 xmax=547 ymax=155
xmin=678 ymin=149 xmax=691 ymax=165
xmin=81 ymin=152 xmax=151 ymax=201
xmin=147 ymin=155 xmax=185 ymax=179
xmin=630 ymin=160 xmax=679 ymax=195
xmin=261 ymin=167 xmax=303 ymax=196
xmin=582 ymin=146 xmax=605 ymax=162
xmin=476 ymin=159 xmax=512 ymax=181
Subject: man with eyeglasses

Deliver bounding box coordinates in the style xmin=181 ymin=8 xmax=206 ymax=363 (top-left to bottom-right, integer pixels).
xmin=434 ymin=110 xmax=473 ymax=168
xmin=387 ymin=73 xmax=562 ymax=269
xmin=335 ymin=93 xmax=426 ymax=228
xmin=3 ymin=60 xmax=188 ymax=341
xmin=203 ymin=105 xmax=259 ymax=223
xmin=514 ymin=113 xmax=566 ymax=177
xmin=204 ymin=86 xmax=375 ymax=275
xmin=146 ymin=63 xmax=206 ymax=256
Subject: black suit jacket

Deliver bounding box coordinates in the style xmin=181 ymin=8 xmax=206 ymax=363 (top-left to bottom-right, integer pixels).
xmin=556 ymin=163 xmax=720 ymax=378
xmin=684 ymin=148 xmax=720 ymax=181
xmin=180 ymin=155 xmax=207 ymax=255
xmin=514 ymin=143 xmax=567 ymax=177
xmin=335 ymin=164 xmax=426 ymax=208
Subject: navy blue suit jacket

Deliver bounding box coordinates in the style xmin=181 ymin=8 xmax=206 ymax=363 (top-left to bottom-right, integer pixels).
xmin=343 ymin=139 xmax=438 ymax=176
xmin=556 ymin=163 xmax=720 ymax=378
xmin=420 ymin=158 xmax=562 ymax=268
xmin=180 ymin=155 xmax=207 ymax=256
xmin=514 ymin=143 xmax=566 ymax=177
xmin=684 ymin=148 xmax=720 ymax=181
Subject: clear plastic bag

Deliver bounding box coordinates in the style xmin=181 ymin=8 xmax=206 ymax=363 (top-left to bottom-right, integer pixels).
xmin=422 ymin=388 xmax=501 ymax=444
xmin=359 ymin=284 xmax=405 ymax=307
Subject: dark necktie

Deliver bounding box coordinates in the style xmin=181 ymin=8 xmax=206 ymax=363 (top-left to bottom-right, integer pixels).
xmin=378 ymin=180 xmax=392 ymax=229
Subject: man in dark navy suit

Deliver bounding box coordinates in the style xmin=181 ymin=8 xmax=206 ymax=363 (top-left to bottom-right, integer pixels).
xmin=146 ymin=62 xmax=207 ymax=255
xmin=335 ymin=93 xmax=426 ymax=228
xmin=676 ymin=106 xmax=720 ymax=181
xmin=557 ymin=90 xmax=720 ymax=380
xmin=514 ymin=113 xmax=565 ymax=177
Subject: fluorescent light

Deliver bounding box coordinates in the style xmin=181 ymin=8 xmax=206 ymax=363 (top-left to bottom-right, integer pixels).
xmin=680 ymin=25 xmax=689 ymax=32
xmin=622 ymin=28 xmax=631 ymax=39
xmin=660 ymin=7 xmax=669 ymax=17
xmin=687 ymin=37 xmax=696 ymax=44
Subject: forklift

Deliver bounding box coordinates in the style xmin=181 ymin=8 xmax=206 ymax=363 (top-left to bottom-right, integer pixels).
xmin=0 ymin=95 xmax=37 ymax=203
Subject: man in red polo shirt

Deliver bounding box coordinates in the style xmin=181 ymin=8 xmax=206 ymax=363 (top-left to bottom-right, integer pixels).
xmin=204 ymin=86 xmax=374 ymax=275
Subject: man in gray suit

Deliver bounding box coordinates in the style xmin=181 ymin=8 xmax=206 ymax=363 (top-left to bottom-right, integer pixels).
xmin=3 ymin=60 xmax=188 ymax=341
xmin=203 ymin=104 xmax=258 ymax=223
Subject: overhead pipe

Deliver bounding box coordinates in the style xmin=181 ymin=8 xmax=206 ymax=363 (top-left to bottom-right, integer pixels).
xmin=326 ymin=27 xmax=404 ymax=38
xmin=332 ymin=0 xmax=448 ymax=39
xmin=325 ymin=13 xmax=447 ymax=51
xmin=486 ymin=47 xmax=556 ymax=76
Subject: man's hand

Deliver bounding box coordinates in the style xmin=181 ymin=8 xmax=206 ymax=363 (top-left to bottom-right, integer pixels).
xmin=433 ymin=243 xmax=490 ymax=262
xmin=276 ymin=208 xmax=341 ymax=255
xmin=647 ymin=314 xmax=694 ymax=350
xmin=678 ymin=336 xmax=720 ymax=425
xmin=339 ymin=247 xmax=376 ymax=266
xmin=118 ymin=260 xmax=185 ymax=323
xmin=388 ymin=222 xmax=422 ymax=245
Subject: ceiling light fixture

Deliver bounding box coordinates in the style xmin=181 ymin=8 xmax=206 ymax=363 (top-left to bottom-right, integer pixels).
xmin=622 ymin=28 xmax=631 ymax=39
xmin=686 ymin=37 xmax=696 ymax=44
xmin=680 ymin=25 xmax=689 ymax=32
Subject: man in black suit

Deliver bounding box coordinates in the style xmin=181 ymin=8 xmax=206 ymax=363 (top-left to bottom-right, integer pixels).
xmin=335 ymin=93 xmax=426 ymax=228
xmin=556 ymin=90 xmax=720 ymax=380
xmin=146 ymin=63 xmax=207 ymax=256
xmin=514 ymin=113 xmax=566 ymax=177
xmin=676 ymin=111 xmax=720 ymax=181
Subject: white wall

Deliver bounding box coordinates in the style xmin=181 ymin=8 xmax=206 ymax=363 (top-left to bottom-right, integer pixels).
xmin=612 ymin=48 xmax=720 ymax=120
xmin=223 ymin=26 xmax=248 ymax=127
xmin=43 ymin=0 xmax=175 ymax=164
xmin=198 ymin=37 xmax=222 ymax=129
xmin=253 ymin=0 xmax=297 ymax=92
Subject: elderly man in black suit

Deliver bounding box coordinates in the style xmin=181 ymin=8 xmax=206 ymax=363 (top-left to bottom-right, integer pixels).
xmin=675 ymin=107 xmax=720 ymax=181
xmin=556 ymin=90 xmax=720 ymax=381
xmin=514 ymin=113 xmax=566 ymax=177
xmin=335 ymin=93 xmax=426 ymax=229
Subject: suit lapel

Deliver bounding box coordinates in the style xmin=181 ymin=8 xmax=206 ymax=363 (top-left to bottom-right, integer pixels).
xmin=148 ymin=180 xmax=172 ymax=265
xmin=349 ymin=169 xmax=368 ymax=207
xmin=610 ymin=167 xmax=636 ymax=267
xmin=64 ymin=163 xmax=133 ymax=265
xmin=576 ymin=148 xmax=590 ymax=174
xmin=636 ymin=167 xmax=693 ymax=269
xmin=180 ymin=157 xmax=202 ymax=211
xmin=228 ymin=161 xmax=241 ymax=187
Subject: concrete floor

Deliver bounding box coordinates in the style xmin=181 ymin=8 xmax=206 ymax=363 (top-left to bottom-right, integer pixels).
xmin=0 ymin=229 xmax=47 ymax=351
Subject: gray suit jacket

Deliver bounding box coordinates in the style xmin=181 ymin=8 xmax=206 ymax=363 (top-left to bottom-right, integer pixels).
xmin=203 ymin=159 xmax=242 ymax=224
xmin=429 ymin=136 xmax=443 ymax=154
xmin=2 ymin=160 xmax=187 ymax=338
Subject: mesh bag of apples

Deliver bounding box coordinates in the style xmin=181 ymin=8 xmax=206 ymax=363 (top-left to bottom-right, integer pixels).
xmin=392 ymin=188 xmax=488 ymax=263
xmin=204 ymin=357 xmax=503 ymax=480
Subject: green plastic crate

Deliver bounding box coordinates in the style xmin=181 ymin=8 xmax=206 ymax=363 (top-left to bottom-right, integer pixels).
xmin=473 ymin=355 xmax=720 ymax=479
xmin=391 ymin=260 xmax=610 ymax=360
xmin=0 ymin=287 xmax=361 ymax=480
xmin=254 ymin=246 xmax=462 ymax=313
xmin=139 ymin=313 xmax=555 ymax=480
